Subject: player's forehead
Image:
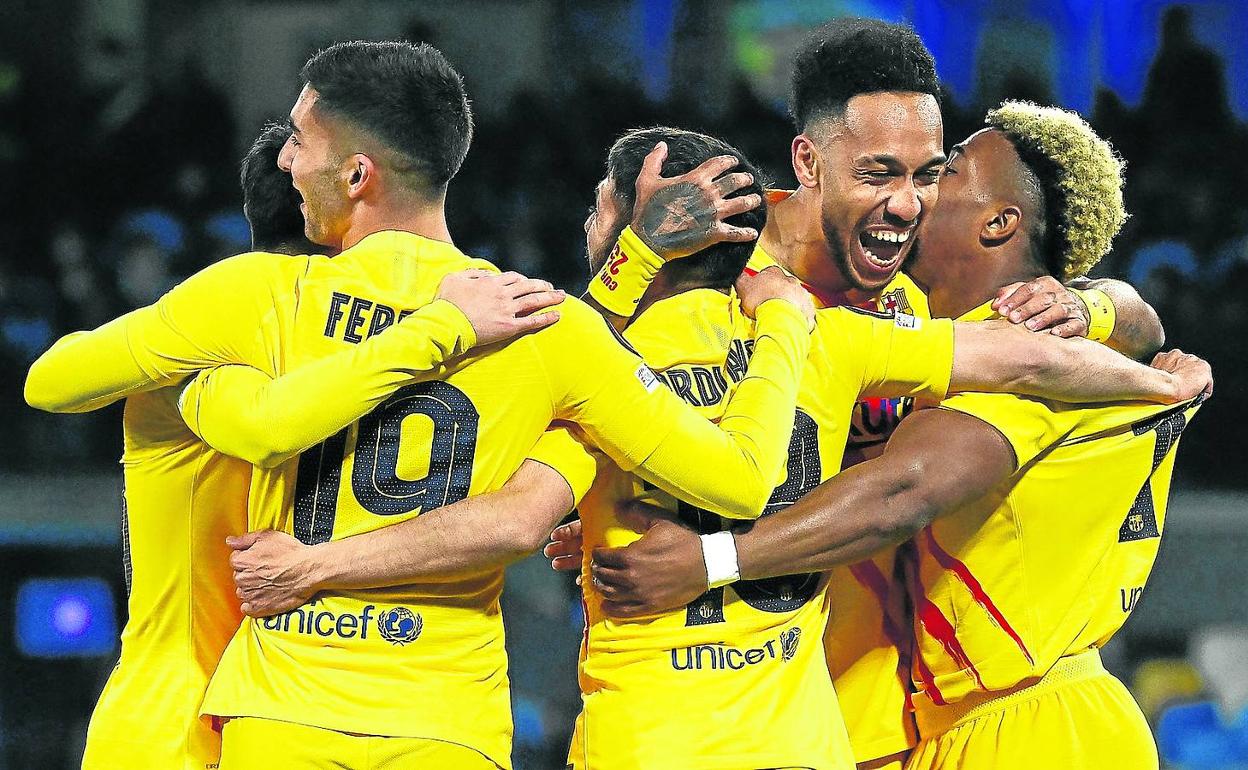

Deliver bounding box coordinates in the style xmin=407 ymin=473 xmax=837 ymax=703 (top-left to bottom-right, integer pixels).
xmin=954 ymin=128 xmax=1019 ymax=177
xmin=288 ymin=85 xmax=321 ymax=135
xmin=827 ymin=91 xmax=945 ymax=166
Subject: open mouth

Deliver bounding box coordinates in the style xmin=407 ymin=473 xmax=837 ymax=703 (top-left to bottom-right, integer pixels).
xmin=855 ymin=228 xmax=912 ymax=277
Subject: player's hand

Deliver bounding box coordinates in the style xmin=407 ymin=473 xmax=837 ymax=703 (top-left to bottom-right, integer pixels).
xmin=543 ymin=519 xmax=584 ymax=574
xmin=226 ymin=530 xmax=319 ymax=617
xmin=629 ymin=142 xmax=763 ymax=260
xmin=992 ymin=276 xmax=1089 ymax=337
xmin=436 ymin=269 xmax=565 ymax=347
xmin=735 ymin=266 xmax=815 ymax=331
xmin=1150 ymin=349 xmax=1214 ymax=402
xmin=590 ymin=501 xmax=705 ymax=617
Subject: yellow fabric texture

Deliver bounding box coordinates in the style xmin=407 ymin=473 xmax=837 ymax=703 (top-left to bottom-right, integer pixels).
xmin=543 ymin=284 xmax=954 ymax=770
xmin=905 ymin=300 xmax=1201 ymax=736
xmin=218 ymin=717 xmax=501 ymax=770
xmin=80 ymin=385 xmax=248 ymax=770
xmin=904 ymin=651 xmax=1156 ymax=770
xmin=130 ymin=231 xmax=807 ymax=769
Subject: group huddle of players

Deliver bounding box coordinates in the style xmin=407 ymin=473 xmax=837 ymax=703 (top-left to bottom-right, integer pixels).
xmin=24 ymin=16 xmax=1213 ymax=770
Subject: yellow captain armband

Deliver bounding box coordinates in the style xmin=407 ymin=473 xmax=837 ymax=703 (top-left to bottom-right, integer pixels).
xmin=1073 ymin=287 xmax=1116 ymax=343
xmin=587 ymin=225 xmax=667 ymax=317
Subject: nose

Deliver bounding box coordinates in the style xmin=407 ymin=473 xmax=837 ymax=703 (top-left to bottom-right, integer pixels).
xmin=277 ymin=136 xmax=295 ymax=172
xmin=886 ymin=181 xmax=922 ymax=224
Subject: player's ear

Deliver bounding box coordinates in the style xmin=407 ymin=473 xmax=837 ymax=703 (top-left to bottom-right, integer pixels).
xmin=792 ymin=134 xmax=820 ymax=189
xmin=981 ymin=205 xmax=1022 ymax=247
xmin=345 ymin=154 xmax=376 ymax=199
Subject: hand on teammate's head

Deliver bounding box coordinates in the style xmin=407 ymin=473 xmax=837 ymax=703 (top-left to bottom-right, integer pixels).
xmin=734 ymin=266 xmax=815 ymax=330
xmin=992 ymin=277 xmax=1089 ymax=337
xmin=1150 ymin=349 xmax=1214 ymax=401
xmin=435 ymin=269 xmax=565 ymax=347
xmin=630 ymin=142 xmax=764 ymax=261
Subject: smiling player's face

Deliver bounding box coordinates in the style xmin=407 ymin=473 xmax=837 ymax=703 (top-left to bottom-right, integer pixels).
xmin=806 ymin=91 xmax=945 ymax=292
xmin=277 ymin=86 xmax=352 ymax=250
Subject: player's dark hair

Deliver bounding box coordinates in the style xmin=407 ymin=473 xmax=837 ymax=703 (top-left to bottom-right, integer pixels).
xmin=240 ymin=121 xmax=319 ymax=254
xmin=789 ymin=18 xmax=940 ymax=130
xmin=606 ymin=127 xmax=767 ymax=289
xmin=301 ymin=40 xmax=473 ymax=193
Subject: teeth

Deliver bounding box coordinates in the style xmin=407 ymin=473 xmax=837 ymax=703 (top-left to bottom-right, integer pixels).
xmin=866 ymin=230 xmax=910 ymax=244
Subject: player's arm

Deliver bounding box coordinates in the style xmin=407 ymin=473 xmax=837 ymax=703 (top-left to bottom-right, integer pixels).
xmin=229 ymin=430 xmax=594 ymax=616
xmin=947 ymin=319 xmax=1205 ymax=404
xmin=545 ymin=269 xmax=811 ymax=520
xmin=992 ymin=275 xmax=1165 ymax=360
xmin=589 ymin=408 xmax=1014 ymax=616
xmin=179 ymin=271 xmax=564 ymax=468
xmin=584 ymin=143 xmax=762 ymax=327
xmin=25 ymin=252 xmax=286 ymax=413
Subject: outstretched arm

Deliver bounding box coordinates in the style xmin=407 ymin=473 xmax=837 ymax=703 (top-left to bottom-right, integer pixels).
xmin=179 ymin=270 xmax=564 ymax=468
xmin=230 ymin=458 xmax=578 ymax=616
xmin=588 ymin=408 xmax=1014 ymax=617
xmin=947 ymin=319 xmax=1207 ymax=404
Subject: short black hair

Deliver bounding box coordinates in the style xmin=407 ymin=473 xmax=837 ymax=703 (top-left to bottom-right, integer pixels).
xmin=606 ymin=127 xmax=766 ymax=289
xmin=301 ymin=40 xmax=473 ymax=192
xmin=790 ymin=18 xmax=940 ymax=131
xmin=240 ymin=121 xmax=318 ymax=254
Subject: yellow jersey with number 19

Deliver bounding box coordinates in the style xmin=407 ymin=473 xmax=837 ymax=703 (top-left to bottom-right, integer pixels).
xmin=114 ymin=230 xmax=811 ymax=770
xmin=546 ymin=287 xmax=955 ymax=770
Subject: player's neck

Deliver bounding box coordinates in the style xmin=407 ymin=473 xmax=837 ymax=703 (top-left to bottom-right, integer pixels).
xmin=927 ymin=247 xmax=1042 ymax=320
xmin=635 ymin=271 xmax=727 ymax=317
xmin=339 ymin=199 xmax=453 ymax=251
xmin=759 ymin=187 xmax=856 ymax=298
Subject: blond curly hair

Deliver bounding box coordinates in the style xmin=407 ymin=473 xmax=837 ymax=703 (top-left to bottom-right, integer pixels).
xmin=985 ymin=101 xmax=1127 ymax=280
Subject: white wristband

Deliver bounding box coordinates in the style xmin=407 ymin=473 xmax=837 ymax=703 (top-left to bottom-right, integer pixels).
xmin=700 ymin=531 xmax=740 ymax=589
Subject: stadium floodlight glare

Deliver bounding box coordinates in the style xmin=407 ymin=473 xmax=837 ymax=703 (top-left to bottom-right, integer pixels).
xmin=14 ymin=577 xmax=117 ymax=659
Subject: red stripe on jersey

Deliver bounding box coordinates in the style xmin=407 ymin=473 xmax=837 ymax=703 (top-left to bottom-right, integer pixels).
xmin=921 ymin=527 xmax=1036 ymax=667
xmin=849 ymin=560 xmax=915 ymax=694
xmin=848 ymin=561 xmax=907 ymax=651
xmin=898 ymin=541 xmax=949 ymax=705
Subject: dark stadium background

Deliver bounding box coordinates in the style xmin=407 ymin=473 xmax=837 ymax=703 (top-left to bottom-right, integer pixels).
xmin=0 ymin=1 xmax=1245 ymax=768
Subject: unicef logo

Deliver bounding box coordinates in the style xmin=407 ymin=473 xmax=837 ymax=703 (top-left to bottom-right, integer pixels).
xmin=377 ymin=607 xmax=423 ymax=646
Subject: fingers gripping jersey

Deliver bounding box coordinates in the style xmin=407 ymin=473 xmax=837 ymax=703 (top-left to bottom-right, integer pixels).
xmin=141 ymin=232 xmax=807 ymax=769
xmin=545 ymin=288 xmax=954 ymax=770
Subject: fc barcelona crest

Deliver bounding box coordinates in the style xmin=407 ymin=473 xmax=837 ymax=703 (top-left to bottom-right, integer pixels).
xmin=879 ymin=288 xmax=913 ymax=315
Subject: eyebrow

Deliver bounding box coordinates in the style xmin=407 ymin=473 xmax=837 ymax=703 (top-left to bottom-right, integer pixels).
xmin=288 ymin=116 xmax=302 ymax=135
xmin=947 ymin=144 xmax=966 ymax=161
xmin=858 ymin=152 xmax=949 ymax=169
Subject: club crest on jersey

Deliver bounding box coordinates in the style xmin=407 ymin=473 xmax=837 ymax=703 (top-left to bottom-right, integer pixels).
xmin=780 ymin=627 xmax=801 ymax=662
xmin=879 ymin=288 xmax=913 ymax=315
xmin=378 ymin=607 xmax=423 ymax=646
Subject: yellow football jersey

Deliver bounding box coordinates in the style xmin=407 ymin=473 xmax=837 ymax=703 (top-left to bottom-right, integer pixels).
xmin=906 ymin=300 xmax=1203 ymax=721
xmin=750 ymin=238 xmax=929 ymax=762
xmin=110 ymin=230 xmax=808 ymax=770
xmin=80 ymin=386 xmax=248 ymax=770
xmin=547 ymin=287 xmax=955 ymax=770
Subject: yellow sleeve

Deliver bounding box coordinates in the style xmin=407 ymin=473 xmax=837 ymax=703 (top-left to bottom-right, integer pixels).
xmin=535 ymin=296 xmax=807 ymax=519
xmin=827 ymin=308 xmax=954 ymax=401
xmin=24 ymin=252 xmax=289 ymax=413
xmin=937 ymin=392 xmax=1064 ymax=470
xmin=178 ymin=299 xmax=476 ymax=468
xmin=525 ymin=428 xmax=599 ymax=506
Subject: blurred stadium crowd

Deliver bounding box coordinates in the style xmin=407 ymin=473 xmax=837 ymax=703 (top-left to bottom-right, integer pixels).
xmin=0 ymin=6 xmax=1243 ymax=489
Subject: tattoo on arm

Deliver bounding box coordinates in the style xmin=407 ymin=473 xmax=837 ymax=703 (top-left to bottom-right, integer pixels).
xmin=636 ymin=181 xmax=718 ymax=255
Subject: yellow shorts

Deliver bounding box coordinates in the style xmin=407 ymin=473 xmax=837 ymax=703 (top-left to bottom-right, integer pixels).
xmin=906 ymin=650 xmax=1157 ymax=770
xmin=219 ymin=717 xmax=502 ymax=770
